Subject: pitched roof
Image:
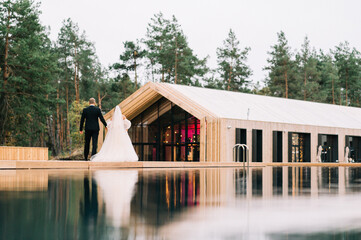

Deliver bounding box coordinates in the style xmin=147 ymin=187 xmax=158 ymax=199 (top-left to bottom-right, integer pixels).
xmin=161 ymin=83 xmax=361 ymax=129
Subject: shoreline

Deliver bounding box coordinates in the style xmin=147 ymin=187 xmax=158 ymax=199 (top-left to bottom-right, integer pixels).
xmin=0 ymin=160 xmax=360 ymax=170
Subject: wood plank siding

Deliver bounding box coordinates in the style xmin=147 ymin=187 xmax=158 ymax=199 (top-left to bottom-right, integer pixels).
xmin=0 ymin=146 xmax=48 ymax=161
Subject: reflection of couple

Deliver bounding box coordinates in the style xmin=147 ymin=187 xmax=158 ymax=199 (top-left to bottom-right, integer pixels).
xmin=82 ymin=170 xmax=138 ymax=231
xmin=94 ymin=170 xmax=138 ymax=228
xmin=79 ymin=98 xmax=138 ymax=162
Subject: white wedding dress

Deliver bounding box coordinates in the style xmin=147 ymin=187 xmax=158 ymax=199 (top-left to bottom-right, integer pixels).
xmin=91 ymin=106 xmax=138 ymax=162
xmin=94 ymin=170 xmax=138 ymax=228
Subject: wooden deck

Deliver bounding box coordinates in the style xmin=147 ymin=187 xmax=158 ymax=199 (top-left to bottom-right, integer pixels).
xmin=1 ymin=160 xmax=361 ymax=170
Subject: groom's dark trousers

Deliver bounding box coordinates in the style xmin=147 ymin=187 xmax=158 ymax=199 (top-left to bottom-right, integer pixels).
xmin=80 ymin=105 xmax=107 ymax=160
xmin=84 ymin=130 xmax=99 ymax=159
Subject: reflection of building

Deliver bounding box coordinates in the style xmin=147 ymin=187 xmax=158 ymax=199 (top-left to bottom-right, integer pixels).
xmin=157 ymin=167 xmax=361 ymax=240
xmin=100 ymin=82 xmax=361 ymax=163
xmin=131 ymin=170 xmax=200 ymax=226
xmin=240 ymin=166 xmax=359 ymax=198
xmin=0 ymin=170 xmax=48 ymax=191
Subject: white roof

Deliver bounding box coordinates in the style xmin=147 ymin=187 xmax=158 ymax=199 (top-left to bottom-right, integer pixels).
xmin=163 ymin=83 xmax=361 ymax=129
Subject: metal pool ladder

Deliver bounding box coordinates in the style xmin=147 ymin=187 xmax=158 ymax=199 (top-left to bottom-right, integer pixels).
xmin=233 ymin=144 xmax=250 ymax=176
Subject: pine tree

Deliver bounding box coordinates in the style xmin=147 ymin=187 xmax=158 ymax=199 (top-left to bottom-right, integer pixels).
xmin=332 ymin=42 xmax=361 ymax=106
xmin=216 ymin=29 xmax=252 ymax=91
xmin=112 ymin=40 xmax=146 ymax=89
xmin=318 ymin=52 xmax=340 ymax=104
xmin=296 ymin=36 xmax=321 ymax=101
xmin=57 ymin=18 xmax=93 ymax=103
xmin=143 ymin=12 xmax=207 ymax=85
xmin=264 ymin=31 xmax=297 ymax=98
xmin=0 ymin=0 xmax=58 ymax=146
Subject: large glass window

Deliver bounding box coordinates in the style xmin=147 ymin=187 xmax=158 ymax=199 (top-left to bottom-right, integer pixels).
xmin=288 ymin=132 xmax=311 ymax=162
xmin=252 ymin=129 xmax=263 ymax=162
xmin=129 ymin=98 xmax=200 ymax=161
xmin=318 ymin=134 xmax=338 ymax=163
xmin=273 ymin=131 xmax=283 ymax=162
xmin=345 ymin=136 xmax=361 ymax=162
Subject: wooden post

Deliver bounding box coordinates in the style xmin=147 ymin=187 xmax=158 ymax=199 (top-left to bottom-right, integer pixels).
xmin=311 ymin=130 xmax=318 ymax=163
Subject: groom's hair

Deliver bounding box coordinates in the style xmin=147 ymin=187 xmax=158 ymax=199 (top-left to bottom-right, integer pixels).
xmin=89 ymin=98 xmax=96 ymax=104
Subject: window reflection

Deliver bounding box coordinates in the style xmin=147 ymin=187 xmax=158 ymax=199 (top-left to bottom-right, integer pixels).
xmin=273 ymin=167 xmax=283 ymax=195
xmin=129 ymin=97 xmax=200 ymax=161
xmin=131 ymin=170 xmax=200 ymax=226
xmin=320 ymin=167 xmax=338 ymax=194
xmin=288 ymin=167 xmax=311 ymax=196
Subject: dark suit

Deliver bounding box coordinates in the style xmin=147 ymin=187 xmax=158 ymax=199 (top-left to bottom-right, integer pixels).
xmin=80 ymin=105 xmax=107 ymax=160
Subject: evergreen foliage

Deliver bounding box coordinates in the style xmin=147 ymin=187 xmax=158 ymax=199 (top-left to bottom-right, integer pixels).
xmin=295 ymin=36 xmax=321 ymax=101
xmin=143 ymin=13 xmax=208 ymax=85
xmin=0 ymin=0 xmax=58 ymax=147
xmin=112 ymin=41 xmax=146 ymax=89
xmin=264 ymin=31 xmax=297 ymax=98
xmin=1 ymin=3 xmax=361 ymax=156
xmin=216 ymin=29 xmax=252 ymax=91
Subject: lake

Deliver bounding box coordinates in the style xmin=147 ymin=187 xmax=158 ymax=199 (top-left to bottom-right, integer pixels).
xmin=1 ymin=166 xmax=361 ymax=239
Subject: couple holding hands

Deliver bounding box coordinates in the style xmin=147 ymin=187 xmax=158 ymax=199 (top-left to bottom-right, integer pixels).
xmin=79 ymin=98 xmax=138 ymax=162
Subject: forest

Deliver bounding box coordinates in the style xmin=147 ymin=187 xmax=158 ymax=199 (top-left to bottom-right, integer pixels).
xmin=1 ymin=0 xmax=360 ymax=156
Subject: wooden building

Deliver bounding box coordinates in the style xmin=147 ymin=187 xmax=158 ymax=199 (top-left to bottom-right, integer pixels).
xmin=100 ymin=82 xmax=361 ymax=163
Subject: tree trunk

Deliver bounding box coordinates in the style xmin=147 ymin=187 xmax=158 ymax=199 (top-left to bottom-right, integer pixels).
xmin=304 ymin=71 xmax=307 ymax=100
xmin=228 ymin=65 xmax=233 ymax=91
xmin=174 ymin=38 xmax=178 ymax=84
xmin=76 ymin=66 xmax=80 ymax=102
xmin=0 ymin=8 xmax=11 ymax=144
xmin=3 ymin=9 xmax=10 ymax=89
xmin=332 ymin=78 xmax=335 ymax=104
xmin=98 ymin=92 xmax=107 ymax=110
xmin=345 ymin=68 xmax=348 ymax=106
xmin=151 ymin=60 xmax=155 ymax=82
xmin=65 ymin=56 xmax=71 ymax=150
xmin=98 ymin=91 xmax=101 ymax=109
xmin=60 ymin=111 xmax=64 ymax=151
xmin=66 ymin=85 xmax=70 ymax=150
xmin=285 ymin=71 xmax=288 ymax=98
xmin=40 ymin=130 xmax=44 ymax=147
xmin=56 ymin=87 xmax=61 ymax=154
xmin=47 ymin=116 xmax=56 ymax=156
xmin=74 ymin=44 xmax=79 ymax=102
xmin=134 ymin=52 xmax=138 ymax=88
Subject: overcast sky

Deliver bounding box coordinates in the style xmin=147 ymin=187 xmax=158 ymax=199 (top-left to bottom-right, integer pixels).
xmin=39 ymin=0 xmax=361 ymax=86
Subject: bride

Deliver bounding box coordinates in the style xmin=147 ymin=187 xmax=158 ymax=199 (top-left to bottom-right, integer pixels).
xmin=91 ymin=106 xmax=138 ymax=162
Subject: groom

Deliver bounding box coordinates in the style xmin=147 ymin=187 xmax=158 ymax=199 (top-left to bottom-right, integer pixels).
xmin=79 ymin=98 xmax=107 ymax=161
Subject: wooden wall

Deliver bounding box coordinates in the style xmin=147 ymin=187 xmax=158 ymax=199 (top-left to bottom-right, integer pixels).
xmin=0 ymin=146 xmax=48 ymax=161
xmin=99 ymin=82 xmax=220 ymax=160
xmin=220 ymin=118 xmax=361 ymax=163
xmin=97 ymin=82 xmax=361 ymax=163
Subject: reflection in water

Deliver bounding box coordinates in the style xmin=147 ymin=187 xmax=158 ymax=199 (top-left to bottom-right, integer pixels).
xmin=81 ymin=174 xmax=99 ymax=235
xmin=0 ymin=170 xmax=48 ymax=191
xmin=131 ymin=170 xmax=199 ymax=227
xmin=2 ymin=167 xmax=361 ymax=239
xmin=288 ymin=166 xmax=311 ymax=196
xmin=160 ymin=194 xmax=361 ymax=239
xmin=94 ymin=170 xmax=138 ymax=228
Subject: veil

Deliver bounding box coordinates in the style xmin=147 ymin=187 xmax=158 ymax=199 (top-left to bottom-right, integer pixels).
xmin=91 ymin=106 xmax=138 ymax=162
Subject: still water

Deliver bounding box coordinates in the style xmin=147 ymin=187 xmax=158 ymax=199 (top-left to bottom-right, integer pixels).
xmin=1 ymin=167 xmax=361 ymax=240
